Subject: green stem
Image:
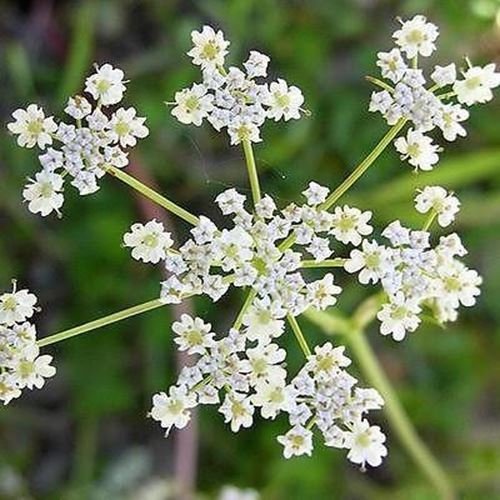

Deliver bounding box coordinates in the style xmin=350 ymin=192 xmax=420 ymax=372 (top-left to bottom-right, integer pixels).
xmin=422 ymin=210 xmax=437 ymax=232
xmin=105 ymin=165 xmax=199 ymax=226
xmin=347 ymin=329 xmax=455 ymax=500
xmin=37 ymin=298 xmax=166 ymax=347
xmin=232 ymin=290 xmax=257 ymax=331
xmin=242 ymin=139 xmax=261 ymax=206
xmin=301 ymin=258 xmax=347 ymax=269
xmin=287 ymin=314 xmax=312 ymax=357
xmin=320 ymin=118 xmax=407 ymax=212
xmin=365 ymin=75 xmax=394 ymax=93
xmin=279 ymin=120 xmax=407 ymax=252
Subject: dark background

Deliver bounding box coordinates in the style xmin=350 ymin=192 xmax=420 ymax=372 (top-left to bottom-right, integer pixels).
xmin=1 ymin=0 xmax=500 ymax=498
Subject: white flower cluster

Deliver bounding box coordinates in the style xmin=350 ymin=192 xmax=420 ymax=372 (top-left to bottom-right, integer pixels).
xmin=151 ymin=319 xmax=386 ymax=468
xmin=0 ymin=283 xmax=55 ymax=404
xmin=7 ymin=64 xmax=149 ymax=216
xmin=170 ymin=25 xmax=305 ymax=145
xmin=345 ymin=186 xmax=480 ymax=340
xmin=127 ymin=185 xmax=372 ymax=313
xmin=370 ymin=15 xmax=500 ymax=170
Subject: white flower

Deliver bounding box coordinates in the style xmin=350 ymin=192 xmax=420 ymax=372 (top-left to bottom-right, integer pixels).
xmin=369 ymin=90 xmax=393 ymax=115
xmin=7 ymin=104 xmax=57 ymax=149
xmin=84 ymin=63 xmax=126 ymax=105
xmin=377 ymin=293 xmax=421 ymax=341
xmin=108 ymin=107 xmax=149 ymax=147
xmin=265 ymin=79 xmax=304 ymax=121
xmin=0 ymin=288 xmax=37 ymax=326
xmin=306 ymin=342 xmax=351 ymax=377
xmin=394 ymin=129 xmax=440 ymax=171
xmin=302 ymin=182 xmax=329 ymax=206
xmin=431 ymin=64 xmax=457 ymax=87
xmin=344 ymin=419 xmax=387 ymax=468
xmin=376 ymin=48 xmax=407 ymax=83
xmin=150 ymin=386 xmax=197 ymax=435
xmin=344 ymin=240 xmax=389 ymax=284
xmin=244 ymin=51 xmax=270 ymax=78
xmin=173 ymin=314 xmax=215 ymax=355
xmin=8 ymin=344 xmax=56 ymax=390
xmin=393 ymin=15 xmax=439 ymax=58
xmin=415 ymin=186 xmax=460 ymax=227
xmin=242 ymin=298 xmax=285 ymax=344
xmin=306 ymin=274 xmax=342 ymax=310
xmin=453 ymin=63 xmax=500 ymax=106
xmin=219 ymin=391 xmax=254 ymax=432
xmin=228 ymin=118 xmax=261 ymax=145
xmin=23 ymin=171 xmax=64 ymax=217
xmin=251 ymin=379 xmax=295 ymax=419
xmin=331 ymin=206 xmax=373 ymax=245
xmin=188 ymin=25 xmax=230 ymax=69
xmin=171 ymin=84 xmax=215 ymax=126
xmin=0 ymin=374 xmax=22 ymax=405
xmin=240 ymin=343 xmax=286 ymax=384
xmin=64 ymin=95 xmax=92 ymax=119
xmin=123 ymin=220 xmax=173 ymax=264
xmin=215 ymin=188 xmax=247 ymax=215
xmin=277 ymin=425 xmax=313 ymax=458
xmin=435 ymin=103 xmax=469 ymax=142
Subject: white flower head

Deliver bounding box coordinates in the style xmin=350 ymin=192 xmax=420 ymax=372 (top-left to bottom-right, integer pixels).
xmin=123 ymin=220 xmax=173 ymax=264
xmin=344 ymin=419 xmax=387 ymax=468
xmin=277 ymin=425 xmax=313 ymax=458
xmin=302 ymin=182 xmax=329 ymax=206
xmin=171 ymin=84 xmax=215 ymax=126
xmin=393 ymin=15 xmax=439 ymax=58
xmin=377 ymin=293 xmax=421 ymax=341
xmin=173 ymin=314 xmax=215 ymax=355
xmin=0 ymin=287 xmax=37 ymax=326
xmin=244 ymin=51 xmax=270 ymax=79
xmin=84 ymin=63 xmax=126 ymax=105
xmin=265 ymin=79 xmax=304 ymax=121
xmin=331 ymin=206 xmax=373 ymax=246
xmin=219 ymin=391 xmax=254 ymax=432
xmin=9 ymin=344 xmax=56 ymax=390
xmin=7 ymin=104 xmax=57 ymax=149
xmin=65 ymin=95 xmax=92 ymax=120
xmin=394 ymin=129 xmax=440 ymax=171
xmin=376 ymin=48 xmax=407 ymax=83
xmin=23 ymin=171 xmax=64 ymax=217
xmin=415 ymin=186 xmax=460 ymax=227
xmin=431 ymin=63 xmax=457 ymax=88
xmin=108 ymin=107 xmax=149 ymax=147
xmin=453 ymin=63 xmax=500 ymax=106
xmin=188 ymin=25 xmax=230 ymax=69
xmin=150 ymin=385 xmax=197 ymax=435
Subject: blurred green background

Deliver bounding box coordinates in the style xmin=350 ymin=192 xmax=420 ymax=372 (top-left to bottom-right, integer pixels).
xmin=1 ymin=0 xmax=500 ymax=499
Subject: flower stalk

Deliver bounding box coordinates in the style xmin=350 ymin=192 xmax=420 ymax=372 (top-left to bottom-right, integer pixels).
xmin=37 ymin=298 xmax=166 ymax=347
xmin=242 ymin=139 xmax=261 ymax=206
xmin=105 ymin=165 xmax=199 ymax=226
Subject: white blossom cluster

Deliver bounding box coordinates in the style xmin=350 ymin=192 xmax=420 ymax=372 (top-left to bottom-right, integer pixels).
xmin=170 ymin=25 xmax=305 ymax=145
xmin=7 ymin=64 xmax=149 ymax=216
xmin=345 ymin=186 xmax=480 ymax=340
xmin=369 ymin=15 xmax=500 ymax=170
xmin=129 ymin=184 xmax=373 ymax=313
xmin=151 ymin=320 xmax=386 ymax=468
xmin=0 ymin=283 xmax=56 ymax=404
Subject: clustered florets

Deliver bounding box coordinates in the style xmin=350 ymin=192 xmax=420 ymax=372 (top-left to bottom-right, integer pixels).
xmin=4 ymin=16 xmax=497 ymax=468
xmin=370 ymin=15 xmax=500 ymax=170
xmin=170 ymin=25 xmax=305 ymax=145
xmin=0 ymin=283 xmax=55 ymax=404
xmin=7 ymin=64 xmax=149 ymax=216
